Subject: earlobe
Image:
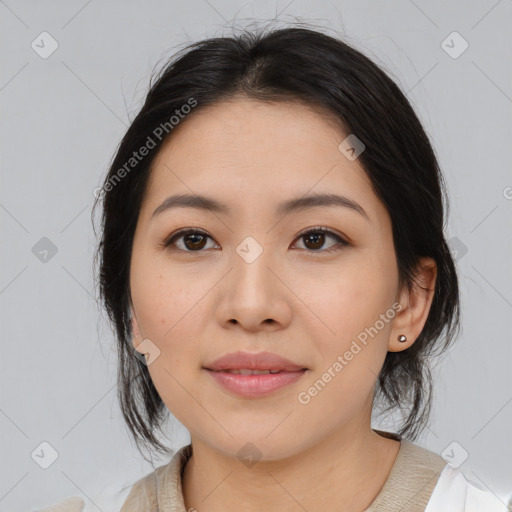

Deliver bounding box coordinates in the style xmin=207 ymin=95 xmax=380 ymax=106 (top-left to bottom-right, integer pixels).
xmin=388 ymin=257 xmax=437 ymax=353
xmin=130 ymin=309 xmax=147 ymax=356
xmin=130 ymin=307 xmax=141 ymax=343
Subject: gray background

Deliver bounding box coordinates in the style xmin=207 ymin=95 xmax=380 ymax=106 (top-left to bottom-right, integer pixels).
xmin=1 ymin=1 xmax=511 ymax=510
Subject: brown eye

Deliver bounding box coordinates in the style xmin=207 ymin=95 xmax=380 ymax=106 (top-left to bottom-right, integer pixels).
xmin=303 ymin=231 xmax=325 ymax=250
xmin=161 ymin=227 xmax=349 ymax=254
xmin=182 ymin=232 xmax=208 ymax=250
xmin=161 ymin=229 xmax=217 ymax=252
xmin=293 ymin=227 xmax=349 ymax=252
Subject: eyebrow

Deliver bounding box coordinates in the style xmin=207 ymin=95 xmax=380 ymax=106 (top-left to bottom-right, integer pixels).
xmin=151 ymin=192 xmax=369 ymax=221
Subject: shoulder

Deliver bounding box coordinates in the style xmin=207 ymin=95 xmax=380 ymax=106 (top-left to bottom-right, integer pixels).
xmin=37 ymin=496 xmax=86 ymax=512
xmin=365 ymin=437 xmax=447 ymax=511
xmin=398 ymin=438 xmax=447 ymax=470
xmin=119 ymin=463 xmax=168 ymax=511
xmin=396 ymin=438 xmax=509 ymax=512
xmin=120 ymin=444 xmax=193 ymax=512
xmin=366 ymin=434 xmax=509 ymax=512
xmin=425 ymin=464 xmax=511 ymax=512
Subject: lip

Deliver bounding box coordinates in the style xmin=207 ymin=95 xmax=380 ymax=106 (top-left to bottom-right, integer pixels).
xmin=203 ymin=350 xmax=308 ymax=398
xmin=204 ymin=350 xmax=307 ymax=372
xmin=205 ymin=368 xmax=307 ymax=398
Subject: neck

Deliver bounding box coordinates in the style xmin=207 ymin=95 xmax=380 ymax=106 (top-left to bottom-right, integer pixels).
xmin=182 ymin=427 xmax=400 ymax=512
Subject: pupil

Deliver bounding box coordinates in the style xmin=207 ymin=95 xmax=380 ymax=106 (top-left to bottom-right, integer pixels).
xmin=306 ymin=233 xmax=324 ymax=250
xmin=185 ymin=234 xmax=206 ymax=250
xmin=182 ymin=232 xmax=326 ymax=251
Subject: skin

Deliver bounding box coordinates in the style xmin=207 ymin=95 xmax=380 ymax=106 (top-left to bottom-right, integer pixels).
xmin=129 ymin=97 xmax=437 ymax=511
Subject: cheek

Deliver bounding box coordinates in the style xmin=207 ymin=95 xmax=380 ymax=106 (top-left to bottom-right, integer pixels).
xmin=130 ymin=252 xmax=209 ymax=387
xmin=305 ymin=260 xmax=394 ymax=337
xmin=131 ymin=249 xmax=197 ymax=336
xmin=299 ymin=255 xmax=397 ymax=387
xmin=132 ymin=270 xmax=208 ymax=423
xmin=297 ymin=278 xmax=393 ymax=424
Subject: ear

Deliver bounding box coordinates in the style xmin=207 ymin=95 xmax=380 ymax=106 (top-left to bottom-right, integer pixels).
xmin=129 ymin=306 xmax=143 ymax=351
xmin=388 ymin=257 xmax=437 ymax=352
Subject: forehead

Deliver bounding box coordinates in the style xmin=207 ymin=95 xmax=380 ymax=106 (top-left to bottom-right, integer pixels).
xmin=141 ymin=98 xmax=382 ymax=223
xmin=163 ymin=97 xmax=347 ymax=157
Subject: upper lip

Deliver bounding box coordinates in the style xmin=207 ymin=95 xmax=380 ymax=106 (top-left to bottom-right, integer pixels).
xmin=204 ymin=351 xmax=307 ymax=372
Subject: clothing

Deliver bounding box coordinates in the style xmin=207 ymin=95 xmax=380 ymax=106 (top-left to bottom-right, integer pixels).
xmin=38 ymin=496 xmax=86 ymax=512
xmin=118 ymin=431 xmax=509 ymax=511
xmin=36 ymin=431 xmax=510 ymax=511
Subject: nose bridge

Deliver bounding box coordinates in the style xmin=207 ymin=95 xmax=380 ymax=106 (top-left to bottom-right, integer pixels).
xmin=215 ymin=231 xmax=288 ymax=327
xmin=231 ymin=232 xmax=276 ymax=292
xmin=235 ymin=233 xmax=268 ymax=267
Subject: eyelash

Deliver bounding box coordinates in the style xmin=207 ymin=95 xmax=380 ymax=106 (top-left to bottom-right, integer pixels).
xmin=160 ymin=226 xmax=350 ymax=254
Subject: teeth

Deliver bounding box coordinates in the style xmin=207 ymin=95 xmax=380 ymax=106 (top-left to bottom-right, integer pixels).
xmin=221 ymin=369 xmax=282 ymax=375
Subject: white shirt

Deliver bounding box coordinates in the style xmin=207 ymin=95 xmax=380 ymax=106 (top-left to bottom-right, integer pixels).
xmin=425 ymin=464 xmax=511 ymax=511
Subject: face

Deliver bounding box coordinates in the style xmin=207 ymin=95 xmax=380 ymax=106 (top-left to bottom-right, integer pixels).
xmin=129 ymin=97 xmax=411 ymax=461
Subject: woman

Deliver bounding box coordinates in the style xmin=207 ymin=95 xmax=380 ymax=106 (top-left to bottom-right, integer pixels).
xmin=84 ymin=25 xmax=506 ymax=512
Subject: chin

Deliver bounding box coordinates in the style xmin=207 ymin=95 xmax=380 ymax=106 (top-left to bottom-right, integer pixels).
xmin=201 ymin=433 xmax=305 ymax=464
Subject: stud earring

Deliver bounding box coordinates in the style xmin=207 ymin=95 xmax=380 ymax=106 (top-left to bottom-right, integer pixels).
xmin=397 ymin=334 xmax=407 ymax=343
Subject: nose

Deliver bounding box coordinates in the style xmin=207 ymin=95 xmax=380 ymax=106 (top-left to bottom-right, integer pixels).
xmin=214 ymin=236 xmax=293 ymax=332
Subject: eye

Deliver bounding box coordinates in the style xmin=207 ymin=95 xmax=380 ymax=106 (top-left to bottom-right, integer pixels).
xmin=160 ymin=226 xmax=350 ymax=253
xmin=292 ymin=226 xmax=349 ymax=252
xmin=160 ymin=229 xmax=218 ymax=252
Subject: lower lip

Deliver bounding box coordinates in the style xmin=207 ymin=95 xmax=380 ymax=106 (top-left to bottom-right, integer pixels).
xmin=205 ymin=369 xmax=307 ymax=398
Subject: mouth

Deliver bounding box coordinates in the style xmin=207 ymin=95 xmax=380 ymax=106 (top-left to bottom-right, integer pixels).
xmin=204 ymin=350 xmax=308 ymax=373
xmin=204 ymin=368 xmax=307 ymax=397
xmin=202 ymin=350 xmax=308 ymax=397
xmin=207 ymin=368 xmax=302 ymax=375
